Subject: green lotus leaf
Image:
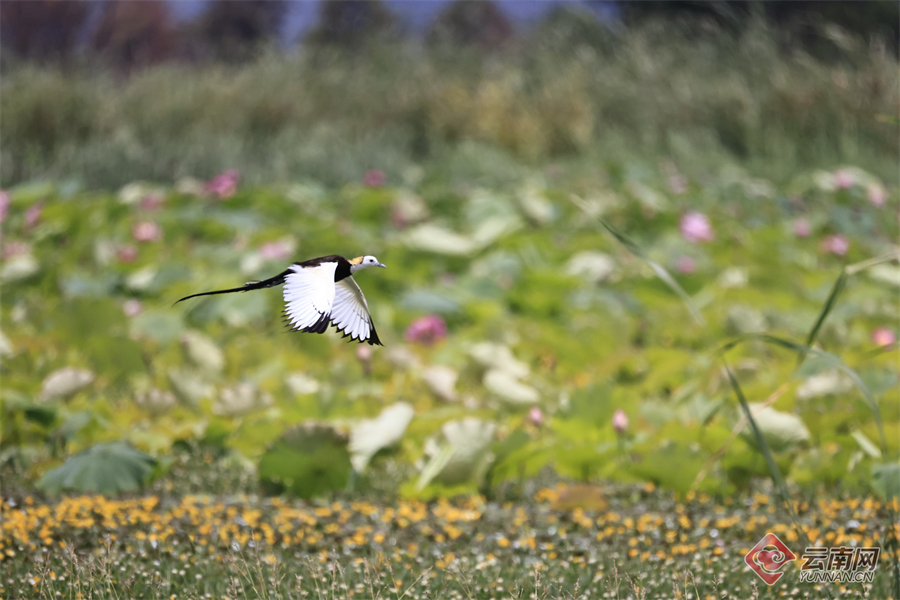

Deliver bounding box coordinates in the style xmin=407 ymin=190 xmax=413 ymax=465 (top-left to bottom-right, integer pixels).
xmin=402 ymin=224 xmax=478 ymax=256
xmin=213 ymin=382 xmax=272 ymax=417
xmin=484 ymin=369 xmax=539 ymax=405
xmin=23 ymin=405 xmax=57 ymax=428
xmin=182 ymin=330 xmax=225 ymax=375
xmin=37 ymin=442 xmax=157 ymax=496
xmin=418 ymin=417 xmax=496 ymax=489
xmin=258 ymin=422 xmax=352 ymax=499
xmin=130 ymin=310 xmax=185 ymax=345
xmin=168 ymin=368 xmax=214 ymax=405
xmin=0 ymin=254 xmax=40 ymax=282
xmin=349 ymin=402 xmax=415 ymax=472
xmin=39 ymin=367 xmax=95 ymax=402
xmin=740 ymin=404 xmax=811 ymax=453
xmin=871 ymin=462 xmax=900 ymax=499
xmin=59 ymin=272 xmax=119 ymax=298
xmin=421 ymin=366 xmax=458 ymax=402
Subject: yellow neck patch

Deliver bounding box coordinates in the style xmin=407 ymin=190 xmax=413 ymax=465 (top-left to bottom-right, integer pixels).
xmin=349 ymin=256 xmax=364 ymax=265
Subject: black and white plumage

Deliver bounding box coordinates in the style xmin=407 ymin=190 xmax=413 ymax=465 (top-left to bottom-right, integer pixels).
xmin=176 ymin=254 xmax=386 ymax=345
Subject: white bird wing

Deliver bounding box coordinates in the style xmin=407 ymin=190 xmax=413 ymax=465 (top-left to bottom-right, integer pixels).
xmin=282 ymin=262 xmax=338 ymax=333
xmin=330 ymin=276 xmax=381 ymax=345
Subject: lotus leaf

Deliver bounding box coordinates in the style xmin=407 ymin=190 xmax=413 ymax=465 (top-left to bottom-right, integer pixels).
xmin=286 ymin=373 xmax=321 ymax=396
xmin=385 ymin=345 xmax=421 ymax=371
xmin=518 ymin=185 xmax=555 ymax=225
xmin=871 ymin=462 xmax=900 ymax=499
xmin=469 ymin=342 xmax=529 ymax=378
xmin=258 ymin=423 xmax=352 ymax=498
xmin=422 ymin=366 xmax=458 ymax=402
xmin=470 ymin=214 xmax=523 ymax=248
xmin=0 ymin=254 xmax=39 ymax=282
xmin=419 ymin=418 xmax=496 ymax=488
xmin=851 ymin=430 xmax=882 ymax=459
xmin=0 ymin=331 xmax=12 ymax=357
xmin=796 ymin=369 xmax=853 ymax=400
xmin=566 ymin=251 xmax=617 ymax=283
xmin=60 ymin=272 xmax=119 ymax=298
xmin=867 ymin=263 xmax=900 ymax=286
xmin=182 ymin=330 xmax=225 ymax=375
xmin=741 ymin=404 xmax=811 ymax=453
xmin=168 ymin=368 xmax=214 ymax=405
xmin=135 ymin=388 xmax=178 ymax=417
xmin=724 ymin=306 xmax=768 ymax=335
xmin=349 ymin=402 xmax=414 ymax=472
xmin=131 ymin=311 xmax=185 ymax=345
xmin=37 ymin=442 xmax=157 ymax=495
xmin=484 ymin=369 xmax=539 ymax=405
xmin=400 ymin=290 xmax=461 ymax=314
xmin=39 ymin=367 xmax=94 ymax=402
xmin=402 ymin=223 xmax=478 ymax=256
xmin=213 ymin=382 xmax=273 ymax=417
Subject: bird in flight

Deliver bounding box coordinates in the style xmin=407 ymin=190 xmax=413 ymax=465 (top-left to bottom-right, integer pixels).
xmin=176 ymin=255 xmax=387 ymax=345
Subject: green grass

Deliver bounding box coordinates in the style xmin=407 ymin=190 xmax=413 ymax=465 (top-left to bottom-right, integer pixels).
xmin=1 ymin=19 xmax=897 ymax=189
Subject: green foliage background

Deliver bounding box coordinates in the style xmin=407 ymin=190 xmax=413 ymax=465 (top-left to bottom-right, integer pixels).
xmin=1 ymin=16 xmax=898 ymax=501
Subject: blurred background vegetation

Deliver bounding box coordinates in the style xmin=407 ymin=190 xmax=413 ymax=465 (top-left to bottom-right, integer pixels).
xmin=1 ymin=1 xmax=898 ymax=503
xmin=2 ymin=0 xmax=898 ymax=188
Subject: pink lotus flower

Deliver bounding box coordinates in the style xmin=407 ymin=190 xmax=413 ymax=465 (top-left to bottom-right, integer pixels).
xmin=123 ymin=299 xmax=143 ymax=317
xmin=834 ymin=169 xmax=855 ymax=190
xmin=0 ymin=191 xmax=9 ymax=223
xmin=820 ymin=234 xmax=849 ymax=256
xmin=404 ymin=314 xmax=447 ymax=345
xmin=117 ymin=245 xmax=138 ymax=263
xmin=612 ymin=409 xmax=629 ymax=434
xmin=259 ymin=240 xmax=292 ymax=262
xmin=679 ymin=211 xmax=715 ymax=243
xmin=24 ymin=202 xmax=42 ymax=229
xmin=792 ymin=218 xmax=812 ymax=237
xmin=206 ymin=169 xmax=240 ymax=200
xmin=528 ymin=406 xmax=544 ymax=427
xmin=132 ymin=221 xmax=161 ymax=243
xmin=677 ymin=256 xmax=696 ymax=274
xmin=867 ymin=184 xmax=886 ymax=207
xmin=872 ymin=327 xmax=896 ymax=347
xmin=140 ymin=193 xmax=165 ymax=210
xmin=363 ymin=169 xmax=385 ymax=187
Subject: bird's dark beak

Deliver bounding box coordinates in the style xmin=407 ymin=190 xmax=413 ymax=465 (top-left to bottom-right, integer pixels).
xmin=377 ymin=262 xmax=387 ymax=269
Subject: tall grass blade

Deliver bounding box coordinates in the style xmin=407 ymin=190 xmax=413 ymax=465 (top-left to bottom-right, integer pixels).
xmin=724 ymin=334 xmax=887 ymax=455
xmin=570 ymin=195 xmax=706 ymax=327
xmin=845 ymin=251 xmax=900 ymax=276
xmin=721 ymin=361 xmax=790 ymax=498
xmin=799 ymin=252 xmax=900 ymax=367
xmin=798 ymin=269 xmax=847 ymax=367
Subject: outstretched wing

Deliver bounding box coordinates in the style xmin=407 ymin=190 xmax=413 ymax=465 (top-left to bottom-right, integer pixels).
xmin=283 ymin=262 xmax=338 ymax=334
xmin=330 ymin=276 xmax=382 ymax=346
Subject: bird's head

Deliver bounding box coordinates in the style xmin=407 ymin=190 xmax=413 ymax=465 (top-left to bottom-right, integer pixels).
xmin=349 ymin=255 xmax=387 ymax=273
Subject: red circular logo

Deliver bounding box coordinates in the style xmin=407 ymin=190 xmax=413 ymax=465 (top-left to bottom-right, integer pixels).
xmin=745 ymin=533 xmax=797 ymax=585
